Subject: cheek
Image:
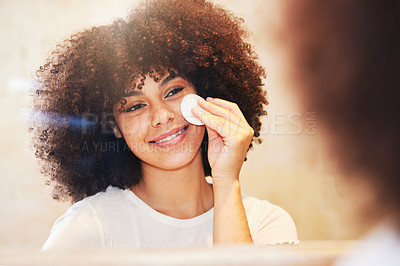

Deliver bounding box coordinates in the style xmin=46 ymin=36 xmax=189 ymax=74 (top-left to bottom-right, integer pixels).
xmin=192 ymin=125 xmax=206 ymax=143
xmin=118 ymin=115 xmax=151 ymax=143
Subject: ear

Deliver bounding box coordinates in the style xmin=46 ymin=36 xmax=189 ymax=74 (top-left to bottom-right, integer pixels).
xmin=112 ymin=123 xmax=123 ymax=138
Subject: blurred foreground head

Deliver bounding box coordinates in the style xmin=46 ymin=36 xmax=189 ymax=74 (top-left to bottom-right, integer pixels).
xmin=285 ymin=1 xmax=400 ymax=226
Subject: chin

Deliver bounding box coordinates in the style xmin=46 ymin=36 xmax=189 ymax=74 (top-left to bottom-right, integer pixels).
xmin=141 ymin=147 xmax=203 ymax=171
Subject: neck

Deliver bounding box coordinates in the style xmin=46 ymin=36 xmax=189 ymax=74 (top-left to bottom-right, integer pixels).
xmin=132 ymin=150 xmax=213 ymax=219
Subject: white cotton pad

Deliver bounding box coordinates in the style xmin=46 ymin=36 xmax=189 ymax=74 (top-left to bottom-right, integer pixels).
xmin=180 ymin=94 xmax=210 ymax=125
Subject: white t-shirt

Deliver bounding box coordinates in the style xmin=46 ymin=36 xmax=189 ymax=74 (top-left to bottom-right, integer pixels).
xmin=42 ymin=186 xmax=298 ymax=251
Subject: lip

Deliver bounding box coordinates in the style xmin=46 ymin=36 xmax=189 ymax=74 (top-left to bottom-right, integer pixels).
xmin=149 ymin=125 xmax=189 ymax=143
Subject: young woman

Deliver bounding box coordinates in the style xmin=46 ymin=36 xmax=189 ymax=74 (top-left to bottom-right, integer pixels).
xmin=34 ymin=0 xmax=297 ymax=250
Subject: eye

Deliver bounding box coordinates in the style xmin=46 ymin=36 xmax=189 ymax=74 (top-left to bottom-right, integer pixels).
xmin=165 ymin=87 xmax=184 ymax=98
xmin=126 ymin=103 xmax=146 ymax=112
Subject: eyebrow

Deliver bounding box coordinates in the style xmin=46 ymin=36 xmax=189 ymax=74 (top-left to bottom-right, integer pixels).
xmin=127 ymin=90 xmax=143 ymax=97
xmin=160 ymin=74 xmax=183 ymax=87
xmin=127 ymin=74 xmax=184 ymax=97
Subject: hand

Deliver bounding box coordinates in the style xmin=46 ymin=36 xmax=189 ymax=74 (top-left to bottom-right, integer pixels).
xmin=192 ymin=97 xmax=254 ymax=181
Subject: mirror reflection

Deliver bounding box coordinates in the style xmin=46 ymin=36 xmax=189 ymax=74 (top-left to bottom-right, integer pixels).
xmin=2 ymin=1 xmax=392 ymax=263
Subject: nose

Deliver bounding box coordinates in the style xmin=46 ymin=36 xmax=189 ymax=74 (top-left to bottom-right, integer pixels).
xmin=151 ymin=102 xmax=175 ymax=127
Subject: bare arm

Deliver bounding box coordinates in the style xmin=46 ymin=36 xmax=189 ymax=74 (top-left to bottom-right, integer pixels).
xmin=212 ymin=178 xmax=252 ymax=244
xmin=193 ymin=97 xmax=254 ymax=244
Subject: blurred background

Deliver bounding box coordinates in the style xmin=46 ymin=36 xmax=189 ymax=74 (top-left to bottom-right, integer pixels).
xmin=0 ymin=0 xmax=371 ymax=250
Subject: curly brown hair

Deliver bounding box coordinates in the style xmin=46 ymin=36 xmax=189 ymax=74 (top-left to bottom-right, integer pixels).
xmin=33 ymin=0 xmax=267 ymax=203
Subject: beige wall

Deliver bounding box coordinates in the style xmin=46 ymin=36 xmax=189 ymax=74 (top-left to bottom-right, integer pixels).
xmin=0 ymin=0 xmax=369 ymax=249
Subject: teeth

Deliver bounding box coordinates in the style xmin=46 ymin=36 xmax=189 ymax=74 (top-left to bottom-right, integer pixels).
xmin=154 ymin=127 xmax=187 ymax=144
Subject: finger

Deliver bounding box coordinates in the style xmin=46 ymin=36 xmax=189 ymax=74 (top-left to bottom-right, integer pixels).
xmin=197 ymin=98 xmax=241 ymax=126
xmin=192 ymin=108 xmax=241 ymax=138
xmin=206 ymin=97 xmax=247 ymax=121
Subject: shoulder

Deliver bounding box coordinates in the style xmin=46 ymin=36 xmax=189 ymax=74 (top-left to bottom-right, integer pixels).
xmin=242 ymin=195 xmax=299 ymax=246
xmin=83 ymin=186 xmax=131 ymax=213
xmin=56 ymin=186 xmax=129 ymax=221
xmin=42 ymin=186 xmax=129 ymax=251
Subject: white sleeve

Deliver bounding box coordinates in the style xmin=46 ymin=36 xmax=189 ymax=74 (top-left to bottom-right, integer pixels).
xmin=41 ymin=200 xmax=105 ymax=251
xmin=244 ymin=197 xmax=299 ymax=247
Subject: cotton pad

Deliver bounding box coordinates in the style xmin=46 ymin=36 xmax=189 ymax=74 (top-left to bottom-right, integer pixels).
xmin=180 ymin=94 xmax=210 ymax=125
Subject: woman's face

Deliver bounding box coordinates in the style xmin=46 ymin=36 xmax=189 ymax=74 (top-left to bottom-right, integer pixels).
xmin=113 ymin=73 xmax=205 ymax=171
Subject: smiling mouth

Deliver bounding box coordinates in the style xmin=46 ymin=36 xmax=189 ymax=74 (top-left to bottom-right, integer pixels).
xmin=149 ymin=126 xmax=189 ymax=144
